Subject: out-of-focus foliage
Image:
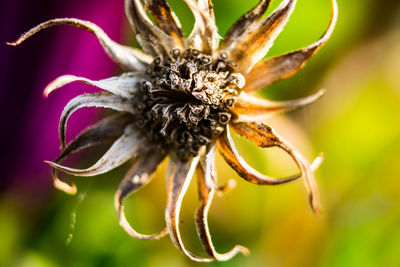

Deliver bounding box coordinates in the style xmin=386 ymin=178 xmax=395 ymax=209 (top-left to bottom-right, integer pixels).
xmin=1 ymin=0 xmax=400 ymax=266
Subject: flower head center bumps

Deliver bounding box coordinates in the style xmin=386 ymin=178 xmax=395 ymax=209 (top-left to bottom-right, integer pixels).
xmin=133 ymin=48 xmax=245 ymax=159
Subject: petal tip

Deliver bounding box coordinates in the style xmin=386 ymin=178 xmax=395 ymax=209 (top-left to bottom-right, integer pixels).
xmin=310 ymin=154 xmax=324 ymax=171
xmin=54 ymin=178 xmax=77 ymax=195
xmin=236 ymin=245 xmax=250 ymax=256
xmin=215 ymin=179 xmax=237 ymax=196
xmin=6 ymin=41 xmax=18 ymax=46
xmin=310 ymin=198 xmax=324 ymax=215
xmin=44 ymin=160 xmax=55 ymax=166
xmin=43 ymin=75 xmax=77 ymax=97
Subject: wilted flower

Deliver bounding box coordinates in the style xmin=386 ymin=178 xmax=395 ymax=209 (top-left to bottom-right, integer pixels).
xmin=9 ymin=0 xmax=337 ymax=262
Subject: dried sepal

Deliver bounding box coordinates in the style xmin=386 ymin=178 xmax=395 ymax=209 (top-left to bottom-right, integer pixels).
xmin=220 ymin=0 xmax=272 ymax=51
xmin=6 ymin=18 xmax=151 ymax=71
xmin=230 ymin=120 xmax=323 ymax=213
xmin=165 ymin=153 xmax=214 ymax=262
xmin=231 ymin=89 xmax=326 ymax=120
xmin=115 ymin=149 xmax=168 ymax=239
xmin=227 ymin=0 xmax=296 ymax=74
xmin=43 ymin=72 xmax=147 ymax=98
xmin=45 ymin=124 xmax=144 ymax=177
xmin=125 ymin=0 xmax=181 ymax=57
xmin=217 ymin=126 xmax=301 ymax=185
xmin=195 ymin=146 xmax=249 ymax=261
xmin=52 ymin=114 xmax=132 ymax=194
xmin=243 ymin=0 xmax=338 ymax=92
xmin=58 ymin=92 xmax=135 ymax=149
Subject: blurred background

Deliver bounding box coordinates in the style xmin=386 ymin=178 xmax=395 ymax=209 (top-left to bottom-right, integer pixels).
xmin=1 ymin=0 xmax=399 ymax=266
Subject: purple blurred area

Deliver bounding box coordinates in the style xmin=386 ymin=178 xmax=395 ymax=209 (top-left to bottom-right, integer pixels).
xmin=0 ymin=0 xmax=125 ymax=199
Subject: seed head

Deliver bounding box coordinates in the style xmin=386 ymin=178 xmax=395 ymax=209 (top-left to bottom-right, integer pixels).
xmin=9 ymin=0 xmax=338 ymax=262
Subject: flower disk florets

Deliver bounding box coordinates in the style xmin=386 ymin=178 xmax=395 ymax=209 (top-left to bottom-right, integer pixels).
xmin=133 ymin=48 xmax=245 ymax=159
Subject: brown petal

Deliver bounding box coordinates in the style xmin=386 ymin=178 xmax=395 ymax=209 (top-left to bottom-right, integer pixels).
xmin=145 ymin=0 xmax=184 ymax=46
xmin=58 ymin=113 xmax=132 ymax=163
xmin=230 ymin=120 xmax=323 ymax=213
xmin=243 ymin=0 xmax=338 ymax=91
xmin=165 ymin=153 xmax=214 ymax=262
xmin=58 ymin=92 xmax=135 ymax=149
xmin=115 ymin=149 xmax=168 ymax=239
xmin=195 ymin=146 xmax=249 ymax=261
xmin=125 ymin=0 xmax=181 ymax=57
xmin=52 ymin=113 xmax=132 ymax=194
xmin=44 ymin=72 xmax=147 ymax=98
xmin=217 ymin=127 xmax=301 ymax=185
xmin=45 ymin=124 xmax=144 ymax=177
xmin=231 ymin=89 xmax=326 ymax=120
xmin=220 ymin=0 xmax=272 ymax=51
xmin=7 ymin=18 xmax=151 ymax=71
xmin=227 ymin=0 xmax=296 ymax=74
xmin=184 ymin=0 xmax=219 ymax=54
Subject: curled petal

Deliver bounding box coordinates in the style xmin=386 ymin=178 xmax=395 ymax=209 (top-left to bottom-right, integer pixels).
xmin=145 ymin=0 xmax=184 ymax=46
xmin=217 ymin=127 xmax=301 ymax=185
xmin=53 ymin=178 xmax=77 ymax=195
xmin=46 ymin=124 xmax=145 ymax=177
xmin=53 ymin=113 xmax=132 ymax=194
xmin=57 ymin=113 xmax=133 ymax=163
xmin=195 ymin=146 xmax=249 ymax=261
xmin=58 ymin=92 xmax=135 ymax=149
xmin=125 ymin=0 xmax=181 ymax=57
xmin=7 ymin=18 xmax=151 ymax=71
xmin=184 ymin=0 xmax=220 ymax=54
xmin=201 ymin=146 xmax=236 ymax=194
xmin=165 ymin=153 xmax=214 ymax=262
xmin=230 ymin=121 xmax=323 ymax=213
xmin=44 ymin=72 xmax=147 ymax=98
xmin=228 ymin=0 xmax=296 ymax=74
xmin=244 ymin=0 xmax=338 ymax=91
xmin=232 ymin=89 xmax=326 ymax=120
xmin=115 ymin=149 xmax=168 ymax=239
xmin=220 ymin=0 xmax=272 ymax=50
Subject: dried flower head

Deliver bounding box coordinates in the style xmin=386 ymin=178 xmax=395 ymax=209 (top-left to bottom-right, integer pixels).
xmin=9 ymin=0 xmax=337 ymax=262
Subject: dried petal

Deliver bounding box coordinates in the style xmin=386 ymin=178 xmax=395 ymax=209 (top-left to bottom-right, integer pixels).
xmin=7 ymin=18 xmax=151 ymax=71
xmin=57 ymin=113 xmax=133 ymax=163
xmin=145 ymin=0 xmax=184 ymax=46
xmin=195 ymin=146 xmax=249 ymax=261
xmin=125 ymin=0 xmax=181 ymax=57
xmin=217 ymin=126 xmax=301 ymax=185
xmin=232 ymin=89 xmax=326 ymax=120
xmin=115 ymin=149 xmax=168 ymax=239
xmin=52 ymin=113 xmax=132 ymax=194
xmin=230 ymin=120 xmax=323 ymax=213
xmin=202 ymin=146 xmax=237 ymax=194
xmin=243 ymin=0 xmax=338 ymax=91
xmin=184 ymin=0 xmax=220 ymax=54
xmin=220 ymin=0 xmax=272 ymax=50
xmin=46 ymin=124 xmax=144 ymax=176
xmin=43 ymin=72 xmax=147 ymax=98
xmin=58 ymin=92 xmax=135 ymax=149
xmin=165 ymin=153 xmax=214 ymax=262
xmin=227 ymin=0 xmax=296 ymax=74
xmin=198 ymin=0 xmax=215 ymax=17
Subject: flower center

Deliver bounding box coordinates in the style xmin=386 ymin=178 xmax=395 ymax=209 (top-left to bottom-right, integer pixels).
xmin=133 ymin=48 xmax=245 ymax=159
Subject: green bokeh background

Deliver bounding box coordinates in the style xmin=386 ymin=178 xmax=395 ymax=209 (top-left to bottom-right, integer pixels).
xmin=2 ymin=0 xmax=400 ymax=266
